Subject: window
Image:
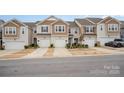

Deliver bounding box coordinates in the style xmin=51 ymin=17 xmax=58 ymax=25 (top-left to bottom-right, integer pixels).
xmin=21 ymin=27 xmax=25 ymax=34
xmin=33 ymin=28 xmax=37 ymax=33
xmin=9 ymin=28 xmax=12 ymax=34
xmin=68 ymin=29 xmax=71 ymax=33
xmin=13 ymin=28 xmax=16 ymax=35
xmin=5 ymin=27 xmax=8 ymax=34
xmin=86 ymin=26 xmax=89 ymax=32
xmin=108 ymin=24 xmax=118 ymax=31
xmin=100 ymin=25 xmax=103 ymax=31
xmin=55 ymin=25 xmax=65 ymax=32
xmin=85 ymin=26 xmax=94 ymax=33
xmin=41 ymin=25 xmax=48 ymax=32
xmin=34 ymin=30 xmax=37 ymax=33
xmin=22 ymin=31 xmax=24 ymax=34
xmin=75 ymin=31 xmax=77 ymax=34
xmin=5 ymin=27 xmax=16 ymax=35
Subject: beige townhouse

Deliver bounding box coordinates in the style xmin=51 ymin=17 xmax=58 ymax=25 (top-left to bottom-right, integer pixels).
xmin=2 ymin=19 xmax=33 ymax=49
xmin=67 ymin=21 xmax=81 ymax=44
xmin=75 ymin=17 xmax=102 ymax=47
xmin=34 ymin=16 xmax=69 ymax=47
xmin=97 ymin=16 xmax=121 ymax=46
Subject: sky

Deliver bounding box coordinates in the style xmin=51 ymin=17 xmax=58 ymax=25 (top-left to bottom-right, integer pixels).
xmin=0 ymin=15 xmax=124 ymax=22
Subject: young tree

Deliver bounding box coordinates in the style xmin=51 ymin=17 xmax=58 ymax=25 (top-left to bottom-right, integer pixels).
xmin=79 ymin=33 xmax=84 ymax=44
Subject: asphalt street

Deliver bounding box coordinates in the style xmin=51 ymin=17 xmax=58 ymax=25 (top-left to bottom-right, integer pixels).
xmin=0 ymin=54 xmax=124 ymax=77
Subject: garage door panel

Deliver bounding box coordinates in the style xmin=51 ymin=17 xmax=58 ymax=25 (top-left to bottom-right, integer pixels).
xmin=5 ymin=42 xmax=25 ymax=49
xmin=38 ymin=39 xmax=50 ymax=47
xmin=55 ymin=40 xmax=66 ymax=47
xmin=84 ymin=38 xmax=95 ymax=47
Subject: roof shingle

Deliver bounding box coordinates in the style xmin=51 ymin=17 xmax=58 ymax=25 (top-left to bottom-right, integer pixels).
xmin=67 ymin=21 xmax=79 ymax=27
xmin=75 ymin=19 xmax=94 ymax=25
xmin=86 ymin=18 xmax=103 ymax=23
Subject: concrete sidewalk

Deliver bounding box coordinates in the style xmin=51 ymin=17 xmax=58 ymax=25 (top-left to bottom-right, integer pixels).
xmin=53 ymin=48 xmax=72 ymax=57
xmin=23 ymin=48 xmax=48 ymax=59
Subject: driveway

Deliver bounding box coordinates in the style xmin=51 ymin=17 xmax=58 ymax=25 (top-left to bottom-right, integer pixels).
xmin=1 ymin=47 xmax=124 ymax=60
xmin=53 ymin=48 xmax=72 ymax=57
xmin=0 ymin=49 xmax=35 ymax=59
xmin=23 ymin=48 xmax=48 ymax=59
xmin=96 ymin=47 xmax=124 ymax=54
xmin=0 ymin=50 xmax=20 ymax=57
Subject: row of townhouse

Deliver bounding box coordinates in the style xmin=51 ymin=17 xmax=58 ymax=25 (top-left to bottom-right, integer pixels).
xmin=0 ymin=16 xmax=124 ymax=50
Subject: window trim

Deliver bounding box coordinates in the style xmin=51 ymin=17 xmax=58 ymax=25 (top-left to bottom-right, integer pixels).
xmin=54 ymin=25 xmax=65 ymax=33
xmin=41 ymin=25 xmax=49 ymax=33
xmin=100 ymin=24 xmax=103 ymax=31
xmin=5 ymin=27 xmax=16 ymax=35
xmin=21 ymin=27 xmax=25 ymax=34
xmin=108 ymin=24 xmax=118 ymax=31
xmin=85 ymin=25 xmax=94 ymax=33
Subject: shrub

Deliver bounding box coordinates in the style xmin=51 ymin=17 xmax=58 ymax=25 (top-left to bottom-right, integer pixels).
xmin=72 ymin=43 xmax=77 ymax=48
xmin=30 ymin=44 xmax=35 ymax=47
xmin=84 ymin=44 xmax=89 ymax=48
xmin=65 ymin=43 xmax=71 ymax=49
xmin=24 ymin=45 xmax=29 ymax=49
xmin=34 ymin=44 xmax=39 ymax=48
xmin=0 ymin=47 xmax=5 ymax=50
xmin=24 ymin=44 xmax=39 ymax=49
xmin=65 ymin=43 xmax=89 ymax=49
xmin=81 ymin=44 xmax=85 ymax=48
xmin=94 ymin=41 xmax=101 ymax=47
xmin=49 ymin=44 xmax=55 ymax=48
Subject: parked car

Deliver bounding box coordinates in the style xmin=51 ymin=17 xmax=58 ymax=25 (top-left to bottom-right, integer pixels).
xmin=105 ymin=41 xmax=113 ymax=46
xmin=105 ymin=39 xmax=124 ymax=48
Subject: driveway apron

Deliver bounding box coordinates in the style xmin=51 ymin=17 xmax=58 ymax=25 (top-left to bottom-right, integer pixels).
xmin=23 ymin=48 xmax=48 ymax=58
xmin=53 ymin=48 xmax=72 ymax=57
xmin=0 ymin=50 xmax=21 ymax=57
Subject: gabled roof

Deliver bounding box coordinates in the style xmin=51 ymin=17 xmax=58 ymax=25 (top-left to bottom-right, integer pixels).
xmin=86 ymin=18 xmax=103 ymax=23
xmin=0 ymin=19 xmax=5 ymax=26
xmin=36 ymin=15 xmax=69 ymax=25
xmin=51 ymin=19 xmax=69 ymax=25
xmin=67 ymin=21 xmax=79 ymax=27
xmin=24 ymin=22 xmax=36 ymax=28
xmin=98 ymin=16 xmax=121 ymax=24
xmin=75 ymin=19 xmax=95 ymax=25
xmin=98 ymin=16 xmax=112 ymax=24
xmin=47 ymin=15 xmax=59 ymax=20
xmin=3 ymin=19 xmax=27 ymax=27
xmin=36 ymin=16 xmax=58 ymax=25
xmin=35 ymin=21 xmax=40 ymax=24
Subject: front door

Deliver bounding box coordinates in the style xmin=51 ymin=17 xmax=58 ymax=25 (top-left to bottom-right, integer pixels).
xmin=68 ymin=37 xmax=73 ymax=44
xmin=33 ymin=38 xmax=37 ymax=45
xmin=74 ymin=38 xmax=78 ymax=44
xmin=0 ymin=39 xmax=2 ymax=48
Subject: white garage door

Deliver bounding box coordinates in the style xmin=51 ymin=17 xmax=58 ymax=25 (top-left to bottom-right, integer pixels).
xmin=84 ymin=40 xmax=95 ymax=47
xmin=5 ymin=42 xmax=25 ymax=50
xmin=98 ymin=37 xmax=115 ymax=46
xmin=55 ymin=39 xmax=66 ymax=47
xmin=38 ymin=39 xmax=50 ymax=47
